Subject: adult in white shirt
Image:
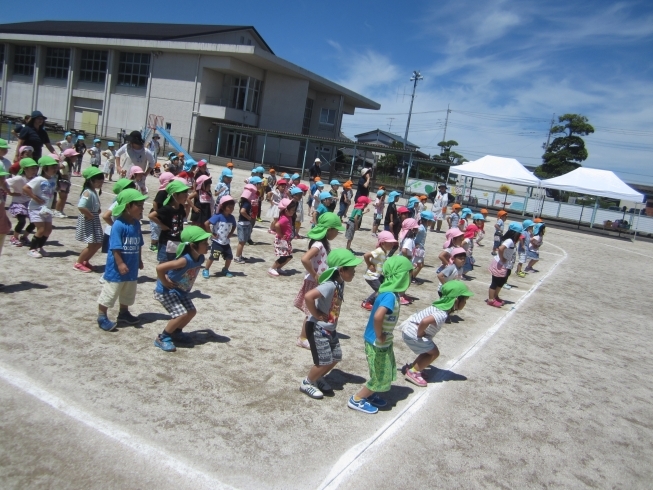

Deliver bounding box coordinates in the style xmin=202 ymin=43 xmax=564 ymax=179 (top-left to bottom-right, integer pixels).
xmin=115 ymin=131 xmax=155 ymax=177
xmin=430 ymin=183 xmax=449 ymax=232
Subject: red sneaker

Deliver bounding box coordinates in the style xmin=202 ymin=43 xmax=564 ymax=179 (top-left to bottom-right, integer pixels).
xmin=361 ymin=301 xmax=373 ymax=311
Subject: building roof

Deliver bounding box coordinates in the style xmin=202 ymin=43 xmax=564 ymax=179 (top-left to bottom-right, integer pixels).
xmin=354 ymin=129 xmax=419 ymax=148
xmin=0 ymin=21 xmax=274 ymax=54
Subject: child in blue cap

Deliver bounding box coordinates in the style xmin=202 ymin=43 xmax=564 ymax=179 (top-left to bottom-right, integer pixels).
xmin=384 ymin=191 xmax=400 ymax=234
xmin=88 ymin=139 xmax=102 ymax=167
xmin=329 ymin=179 xmax=340 ymax=200
xmin=73 ymin=135 xmax=86 ymax=175
xmin=516 ymin=219 xmax=534 ymax=278
xmin=372 ymin=189 xmax=385 ymax=237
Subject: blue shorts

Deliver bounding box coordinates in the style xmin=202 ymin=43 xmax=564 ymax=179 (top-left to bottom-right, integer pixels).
xmin=237 ymin=222 xmax=252 ymax=243
xmin=156 ymin=246 xmax=176 ymax=263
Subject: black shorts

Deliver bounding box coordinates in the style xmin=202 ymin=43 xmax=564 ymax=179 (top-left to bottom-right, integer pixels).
xmin=305 ymin=321 xmax=342 ymax=366
xmin=209 ymin=241 xmax=233 ymax=261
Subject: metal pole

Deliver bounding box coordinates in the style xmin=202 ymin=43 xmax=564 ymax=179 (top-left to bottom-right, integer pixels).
xmin=578 ymin=203 xmax=584 ymax=229
xmin=261 ymin=133 xmax=267 ymax=166
xmin=403 ymin=71 xmax=423 ymax=150
xmin=349 ymin=144 xmax=356 ymax=180
xmin=403 ymin=152 xmax=414 ymax=191
xmin=633 ymin=202 xmax=641 ymax=242
xmin=215 ymin=126 xmax=222 ymax=157
xmin=300 ymin=137 xmax=308 ymax=179
xmin=589 ymin=198 xmax=599 ymax=228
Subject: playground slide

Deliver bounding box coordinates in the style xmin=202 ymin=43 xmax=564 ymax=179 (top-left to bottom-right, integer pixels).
xmin=155 ymin=126 xmax=193 ymax=162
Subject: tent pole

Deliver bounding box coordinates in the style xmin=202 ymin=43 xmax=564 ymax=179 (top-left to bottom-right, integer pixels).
xmin=632 ymin=202 xmax=641 ymax=242
xmin=578 ymin=203 xmax=584 ymax=229
xmin=589 ymin=198 xmax=599 ymax=228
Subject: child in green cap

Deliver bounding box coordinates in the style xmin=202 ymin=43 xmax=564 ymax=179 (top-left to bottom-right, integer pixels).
xmin=300 ymin=248 xmax=362 ymax=399
xmin=96 ymin=189 xmax=147 ymax=331
xmin=7 ymin=158 xmax=39 ymax=246
xmin=400 ymin=281 xmax=474 ymax=387
xmin=23 ymin=156 xmax=59 ymax=258
xmin=0 ymin=138 xmax=10 ymax=173
xmin=349 ymin=255 xmax=414 ymax=414
xmin=148 ymin=180 xmax=189 ymax=263
xmin=0 ymin=168 xmax=12 ymax=287
xmin=74 ymin=167 xmax=105 ymax=273
xmin=153 ymin=225 xmax=211 ymax=352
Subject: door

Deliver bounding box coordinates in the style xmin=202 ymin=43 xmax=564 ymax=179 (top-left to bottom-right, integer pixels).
xmin=81 ymin=111 xmax=99 ymax=135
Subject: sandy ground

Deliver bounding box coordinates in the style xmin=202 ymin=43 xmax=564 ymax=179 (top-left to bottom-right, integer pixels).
xmin=1 ymin=148 xmax=653 ymax=489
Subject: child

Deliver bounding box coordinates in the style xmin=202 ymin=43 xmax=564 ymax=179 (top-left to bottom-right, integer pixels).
xmin=53 ymin=148 xmax=77 ymax=218
xmin=294 ymin=212 xmax=344 ymax=348
xmin=475 ymin=210 xmax=488 ymax=246
xmin=153 ymin=226 xmax=211 ymax=352
xmin=516 ymin=220 xmax=534 ymax=278
xmin=190 ymin=175 xmax=214 ymax=230
xmin=265 ymin=168 xmax=277 ymax=199
xmin=56 ymin=132 xmax=74 ymax=153
xmin=492 ymin=210 xmax=507 ymax=255
xmin=458 ymin=208 xmax=472 ymax=232
xmin=73 ymin=135 xmax=86 ymax=175
xmin=0 ymin=139 xmax=10 ymax=174
xmin=214 ymin=168 xmax=233 ymax=201
xmin=289 ymin=187 xmax=305 ymax=238
xmin=101 ymin=178 xmax=137 ymax=259
xmin=362 ymin=231 xmax=397 ymax=310
xmin=411 ymin=211 xmax=432 ymax=282
xmin=406 ymin=197 xmax=419 ymax=219
xmin=310 ymin=181 xmax=325 ymax=220
xmin=233 ymin=184 xmax=257 ymax=264
xmin=267 ymin=178 xmax=287 ymax=233
xmin=7 ymin=158 xmax=38 ymax=246
xmin=399 ymin=218 xmax=419 ymax=305
xmin=74 ymin=167 xmax=105 ymax=272
xmin=307 ymin=176 xmax=321 ymax=211
xmin=23 ymin=156 xmax=59 ymax=258
xmin=148 ymin=180 xmax=189 ymax=263
xmin=248 ymin=177 xmax=262 ymax=244
xmin=0 ymin=168 xmax=11 ymax=285
xmin=345 ymin=196 xmax=371 ymax=250
xmin=372 ymin=190 xmax=385 ymax=237
xmin=384 ymin=190 xmax=400 ymax=234
xmin=149 ymin=172 xmax=174 ymax=252
xmin=447 ymin=203 xmax=461 ymax=230
xmin=88 ymin=139 xmax=102 ymax=167
xmin=349 ymin=255 xmax=414 ymax=414
xmin=417 ymin=195 xmax=428 ymax=215
xmin=525 ymin=223 xmax=545 ymax=273
xmin=400 ymin=281 xmax=474 ymax=386
xmin=437 ymin=247 xmax=467 ymax=293
xmin=96 ymin=189 xmax=146 ymax=331
xmin=268 ymin=198 xmax=297 ymax=276
xmin=438 ymin=228 xmax=464 ymax=268
xmin=129 ymin=166 xmax=148 ymax=195
xmin=203 ymin=195 xmax=237 ymax=279
xmin=487 ymin=222 xmax=522 ymax=307
xmin=300 ymin=249 xmax=362 ymax=399
xmin=102 ymin=142 xmax=116 ymax=181
xmin=313 ymin=190 xmax=332 ymax=226
xmin=338 ymin=180 xmax=353 ymax=221
xmin=461 ymin=224 xmax=479 ymax=279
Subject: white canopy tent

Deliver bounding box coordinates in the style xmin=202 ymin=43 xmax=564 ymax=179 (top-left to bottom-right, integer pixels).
xmin=448 ymin=155 xmax=541 ymax=187
xmin=540 ymin=167 xmax=644 ymax=202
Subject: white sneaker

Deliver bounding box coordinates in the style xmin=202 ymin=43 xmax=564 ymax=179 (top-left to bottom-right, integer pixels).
xmin=53 ymin=211 xmax=67 ymax=218
xmin=300 ymin=379 xmax=323 ymax=399
xmin=267 ymin=268 xmax=279 ymax=277
xmin=296 ymin=337 xmax=310 ymax=349
xmin=27 ymin=249 xmax=42 ymax=258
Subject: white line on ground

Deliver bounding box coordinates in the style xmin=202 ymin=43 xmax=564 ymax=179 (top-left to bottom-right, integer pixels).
xmin=595 ymin=242 xmax=653 ymax=259
xmin=0 ymin=364 xmax=235 ymax=490
xmin=319 ymin=242 xmax=569 ymax=490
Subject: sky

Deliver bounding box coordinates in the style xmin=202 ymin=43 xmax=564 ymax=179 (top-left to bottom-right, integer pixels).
xmin=6 ymin=0 xmax=653 ymax=184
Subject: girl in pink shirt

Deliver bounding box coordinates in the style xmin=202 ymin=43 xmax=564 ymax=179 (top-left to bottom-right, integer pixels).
xmin=268 ymin=198 xmax=297 ymax=277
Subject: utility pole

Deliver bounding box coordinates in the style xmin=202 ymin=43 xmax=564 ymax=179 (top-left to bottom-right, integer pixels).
xmin=387 ymin=117 xmax=395 ymax=132
xmin=403 ymin=70 xmax=423 ymax=149
xmin=441 ymin=103 xmax=451 ymax=150
xmin=542 ymin=113 xmax=555 ymax=151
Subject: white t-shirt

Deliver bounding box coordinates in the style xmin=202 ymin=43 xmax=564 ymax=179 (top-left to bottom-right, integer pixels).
xmin=364 ymin=246 xmax=388 ymax=280
xmin=27 ymin=176 xmax=56 ymax=210
xmin=116 ymin=144 xmax=155 ymax=173
xmin=7 ymin=175 xmax=31 ymax=204
xmin=401 ymin=306 xmax=448 ymax=340
xmin=304 ymin=241 xmax=328 ymax=280
xmin=437 ymin=263 xmax=460 ymax=290
xmin=496 ymin=238 xmax=516 ymax=268
xmin=401 ymin=237 xmax=415 ymax=259
xmin=58 ymin=139 xmax=74 ymax=151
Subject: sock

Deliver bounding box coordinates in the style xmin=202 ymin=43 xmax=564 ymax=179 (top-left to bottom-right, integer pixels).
xmin=410 ymin=366 xmax=419 ymax=373
xmin=39 ymin=235 xmax=48 ymax=248
xmin=353 ymin=396 xmax=362 ymax=402
xmin=29 ymin=236 xmax=39 ymax=250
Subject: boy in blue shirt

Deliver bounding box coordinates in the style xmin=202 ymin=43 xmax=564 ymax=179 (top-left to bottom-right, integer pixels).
xmin=97 ymin=189 xmax=146 ymax=331
xmin=348 ymin=255 xmax=414 ymax=414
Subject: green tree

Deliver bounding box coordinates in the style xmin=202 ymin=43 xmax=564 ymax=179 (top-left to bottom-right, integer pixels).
xmin=376 ymin=141 xmax=403 ymax=175
xmin=535 ymin=114 xmax=594 ymax=178
xmin=431 ymin=140 xmax=467 ymax=165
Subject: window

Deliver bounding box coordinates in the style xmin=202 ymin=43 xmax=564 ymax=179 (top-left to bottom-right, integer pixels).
xmin=223 ymin=75 xmax=263 ymax=114
xmin=319 ymin=108 xmax=336 ymax=126
xmin=117 ymin=52 xmax=150 ymax=88
xmin=301 ymin=98 xmax=314 ymax=135
xmin=221 ymin=131 xmax=253 ymax=160
xmin=0 ymin=45 xmax=5 ymax=74
xmin=45 ymin=47 xmax=70 ymax=79
xmin=13 ymin=46 xmax=35 ymax=77
xmin=79 ymin=50 xmax=108 ymax=83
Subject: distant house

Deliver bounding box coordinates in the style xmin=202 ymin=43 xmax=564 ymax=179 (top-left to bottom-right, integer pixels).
xmin=354 ymin=129 xmax=419 ymax=151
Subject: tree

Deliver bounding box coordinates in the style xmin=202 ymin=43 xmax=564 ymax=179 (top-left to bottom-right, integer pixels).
xmin=376 ymin=141 xmax=403 ymax=175
xmin=431 ymin=140 xmax=467 ymax=165
xmin=535 ymin=114 xmax=594 ymax=178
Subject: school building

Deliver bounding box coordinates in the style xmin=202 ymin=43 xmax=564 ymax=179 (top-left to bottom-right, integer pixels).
xmin=0 ymin=21 xmax=380 ymax=168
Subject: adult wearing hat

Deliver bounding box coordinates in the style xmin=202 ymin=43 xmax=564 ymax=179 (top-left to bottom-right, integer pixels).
xmin=309 ymin=157 xmax=322 ymax=182
xmin=116 ymin=131 xmax=155 ymax=177
xmin=15 ymin=111 xmax=56 ymax=161
xmin=429 ymin=183 xmax=450 ymax=233
xmin=354 ymin=167 xmax=372 ymax=202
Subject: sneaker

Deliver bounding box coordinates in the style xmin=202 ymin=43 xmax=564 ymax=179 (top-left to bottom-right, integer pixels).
xmin=517 ymin=271 xmax=527 ymax=278
xmin=98 ymin=275 xmax=106 ymax=284
xmin=300 ymin=378 xmax=323 ymax=399
xmin=399 ymin=296 xmax=411 ymax=305
xmin=53 ymin=211 xmax=66 ymax=218
xmin=405 ymin=368 xmax=428 ymax=387
xmin=487 ymin=299 xmax=503 ymax=308
xmin=39 ymin=248 xmax=49 ymax=257
xmin=316 ymin=378 xmax=333 ymax=393
xmin=494 ymin=298 xmax=506 ymax=306
xmin=247 ymin=239 xmax=255 ymax=245
xmin=367 ymin=393 xmax=388 ymax=408
xmin=491 ymin=251 xmax=497 ymax=256
xmin=117 ymin=310 xmax=140 ymax=325
xmin=371 ymin=233 xmax=378 ymax=237
xmin=83 ymin=260 xmax=94 ymax=270
xmin=20 ymin=236 xmax=31 ymax=246
xmin=525 ymin=267 xmax=539 ymax=273
xmin=97 ymin=315 xmax=117 ymax=332
xmin=347 ymin=396 xmax=378 ymax=414
xmin=154 ymin=334 xmax=176 ymax=352
xmin=233 ymin=257 xmax=246 ymax=264
xmin=361 ymin=301 xmax=373 ymax=311
xmin=268 ymin=268 xmax=279 ymax=277
xmin=149 ymin=244 xmax=158 ymax=252
xmin=202 ymin=269 xmax=210 ymax=279
xmin=10 ymin=237 xmax=22 ymax=247
xmin=221 ymin=268 xmax=234 ymax=278
xmin=256 ymin=218 xmax=263 ymax=222
xmin=27 ymin=249 xmax=42 ymax=258
xmin=267 ymin=229 xmax=276 ymax=234
xmin=503 ymin=284 xmax=512 ymax=290
xmin=73 ymin=262 xmax=92 ymax=273
xmin=170 ymin=330 xmax=193 ymax=344
xmin=296 ymin=337 xmax=310 ymax=349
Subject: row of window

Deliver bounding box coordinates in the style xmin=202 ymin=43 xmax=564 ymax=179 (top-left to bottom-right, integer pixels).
xmin=223 ymin=75 xmax=262 ymax=114
xmin=6 ymin=46 xmax=150 ymax=88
